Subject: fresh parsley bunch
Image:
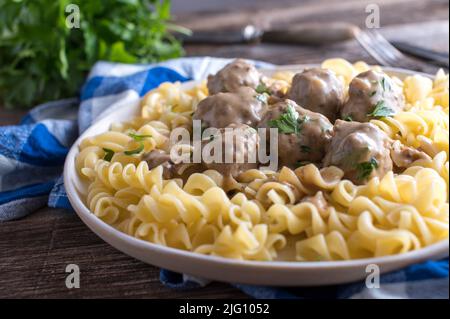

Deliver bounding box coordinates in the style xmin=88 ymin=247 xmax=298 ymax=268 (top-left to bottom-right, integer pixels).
xmin=0 ymin=0 xmax=186 ymax=109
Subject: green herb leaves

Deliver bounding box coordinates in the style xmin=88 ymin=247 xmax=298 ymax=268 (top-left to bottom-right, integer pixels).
xmin=255 ymin=83 xmax=271 ymax=95
xmin=128 ymin=133 xmax=152 ymax=142
xmin=269 ymin=104 xmax=300 ymax=134
xmin=103 ymin=148 xmax=115 ymax=162
xmin=123 ymin=132 xmax=152 ymax=156
xmin=0 ymin=0 xmax=185 ymax=108
xmin=255 ymin=93 xmax=268 ymax=104
xmin=268 ymin=104 xmax=310 ymax=136
xmin=255 ymin=82 xmax=271 ymax=104
xmin=367 ymin=100 xmax=395 ymax=118
xmin=300 ymin=145 xmax=312 ymax=153
xmin=124 ymin=144 xmax=145 ymax=156
xmin=381 ymin=77 xmax=391 ymax=92
xmin=343 ymin=115 xmax=353 ymax=122
xmin=356 ymin=157 xmax=378 ymax=181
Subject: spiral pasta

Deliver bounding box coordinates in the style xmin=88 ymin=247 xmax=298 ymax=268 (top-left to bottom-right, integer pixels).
xmin=76 ymin=59 xmax=449 ymax=262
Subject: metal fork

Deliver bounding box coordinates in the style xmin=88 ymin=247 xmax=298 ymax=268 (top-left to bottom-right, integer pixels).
xmin=355 ymin=29 xmax=440 ymax=74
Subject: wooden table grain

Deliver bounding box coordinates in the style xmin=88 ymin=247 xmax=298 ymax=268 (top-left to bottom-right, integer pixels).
xmin=0 ymin=0 xmax=448 ymax=298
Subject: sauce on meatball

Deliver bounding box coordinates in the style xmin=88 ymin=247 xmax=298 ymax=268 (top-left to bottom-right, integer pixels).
xmin=288 ymin=68 xmax=345 ymax=122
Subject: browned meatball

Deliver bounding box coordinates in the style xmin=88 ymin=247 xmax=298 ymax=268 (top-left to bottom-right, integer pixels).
xmin=323 ymin=120 xmax=393 ymax=184
xmin=287 ymin=68 xmax=345 ymax=122
xmin=341 ymin=70 xmax=405 ymax=122
xmin=258 ymin=100 xmax=333 ymax=169
xmin=193 ymin=87 xmax=264 ymax=129
xmin=207 ymin=59 xmax=262 ymax=95
xmin=201 ymin=123 xmax=259 ymax=178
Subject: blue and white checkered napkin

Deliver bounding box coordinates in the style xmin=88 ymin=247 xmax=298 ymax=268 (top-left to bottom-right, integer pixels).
xmin=0 ymin=57 xmax=448 ymax=299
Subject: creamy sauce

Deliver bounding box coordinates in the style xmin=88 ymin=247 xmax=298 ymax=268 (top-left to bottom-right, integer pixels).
xmin=202 ymin=123 xmax=259 ymax=178
xmin=193 ymin=86 xmax=264 ymax=129
xmin=288 ymin=68 xmax=344 ymax=122
xmin=207 ymin=59 xmax=261 ymax=95
xmin=390 ymin=140 xmax=430 ymax=168
xmin=150 ymin=60 xmax=421 ymax=185
xmin=341 ymin=70 xmax=405 ymax=122
xmin=258 ymin=100 xmax=333 ymax=168
xmin=323 ymin=120 xmax=393 ymax=184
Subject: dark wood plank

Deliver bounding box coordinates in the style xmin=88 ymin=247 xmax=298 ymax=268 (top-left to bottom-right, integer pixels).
xmin=173 ymin=0 xmax=449 ymax=30
xmin=0 ymin=107 xmax=27 ymax=126
xmin=0 ymin=208 xmax=248 ymax=298
xmin=183 ymin=20 xmax=448 ymax=65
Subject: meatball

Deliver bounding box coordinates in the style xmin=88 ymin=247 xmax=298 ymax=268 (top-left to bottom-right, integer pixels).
xmin=207 ymin=59 xmax=262 ymax=95
xmin=258 ymin=100 xmax=333 ymax=169
xmin=341 ymin=70 xmax=405 ymax=122
xmin=201 ymin=123 xmax=259 ymax=178
xmin=193 ymin=87 xmax=264 ymax=129
xmin=323 ymin=120 xmax=392 ymax=184
xmin=287 ymin=68 xmax=345 ymax=122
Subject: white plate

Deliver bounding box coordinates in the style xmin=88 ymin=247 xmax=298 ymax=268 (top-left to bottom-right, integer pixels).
xmin=64 ymin=65 xmax=449 ymax=286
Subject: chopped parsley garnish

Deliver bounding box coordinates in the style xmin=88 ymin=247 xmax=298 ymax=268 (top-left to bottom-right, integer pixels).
xmin=367 ymin=100 xmax=395 ymax=118
xmin=255 ymin=93 xmax=268 ymax=104
xmin=341 ymin=147 xmax=370 ymax=168
xmin=298 ymin=115 xmax=310 ymax=126
xmin=300 ymin=145 xmax=312 ymax=153
xmin=128 ymin=133 xmax=152 ymax=141
xmin=103 ymin=148 xmax=115 ymax=162
xmin=268 ymin=104 xmax=301 ymax=135
xmin=124 ymin=143 xmax=145 ymax=156
xmin=343 ymin=115 xmax=353 ymax=122
xmin=356 ymin=157 xmax=378 ymax=181
xmin=124 ymin=133 xmax=152 ymax=156
xmin=255 ymin=83 xmax=271 ymax=94
xmin=381 ymin=77 xmax=391 ymax=91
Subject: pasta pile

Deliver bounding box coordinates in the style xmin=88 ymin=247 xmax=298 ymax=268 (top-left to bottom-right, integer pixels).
xmin=76 ymin=59 xmax=449 ymax=261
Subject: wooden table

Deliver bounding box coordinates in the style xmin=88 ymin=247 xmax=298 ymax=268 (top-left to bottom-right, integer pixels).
xmin=0 ymin=0 xmax=448 ymax=298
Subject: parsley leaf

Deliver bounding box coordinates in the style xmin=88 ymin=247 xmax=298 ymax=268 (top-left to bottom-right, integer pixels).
xmin=124 ymin=143 xmax=144 ymax=156
xmin=298 ymin=115 xmax=310 ymax=126
xmin=129 ymin=133 xmax=152 ymax=141
xmin=356 ymin=158 xmax=378 ymax=181
xmin=255 ymin=93 xmax=268 ymax=104
xmin=268 ymin=104 xmax=301 ymax=135
xmin=343 ymin=115 xmax=353 ymax=122
xmin=0 ymin=0 xmax=185 ymax=109
xmin=255 ymin=83 xmax=271 ymax=94
xmin=300 ymin=145 xmax=312 ymax=153
xmin=381 ymin=77 xmax=391 ymax=91
xmin=367 ymin=100 xmax=395 ymax=118
xmin=103 ymin=148 xmax=115 ymax=162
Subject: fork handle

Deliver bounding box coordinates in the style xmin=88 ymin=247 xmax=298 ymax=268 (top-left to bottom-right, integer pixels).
xmin=392 ymin=41 xmax=449 ymax=69
xmin=262 ymin=23 xmax=359 ymax=45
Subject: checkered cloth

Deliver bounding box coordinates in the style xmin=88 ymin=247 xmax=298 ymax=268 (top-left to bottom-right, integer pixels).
xmin=0 ymin=57 xmax=447 ymax=299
